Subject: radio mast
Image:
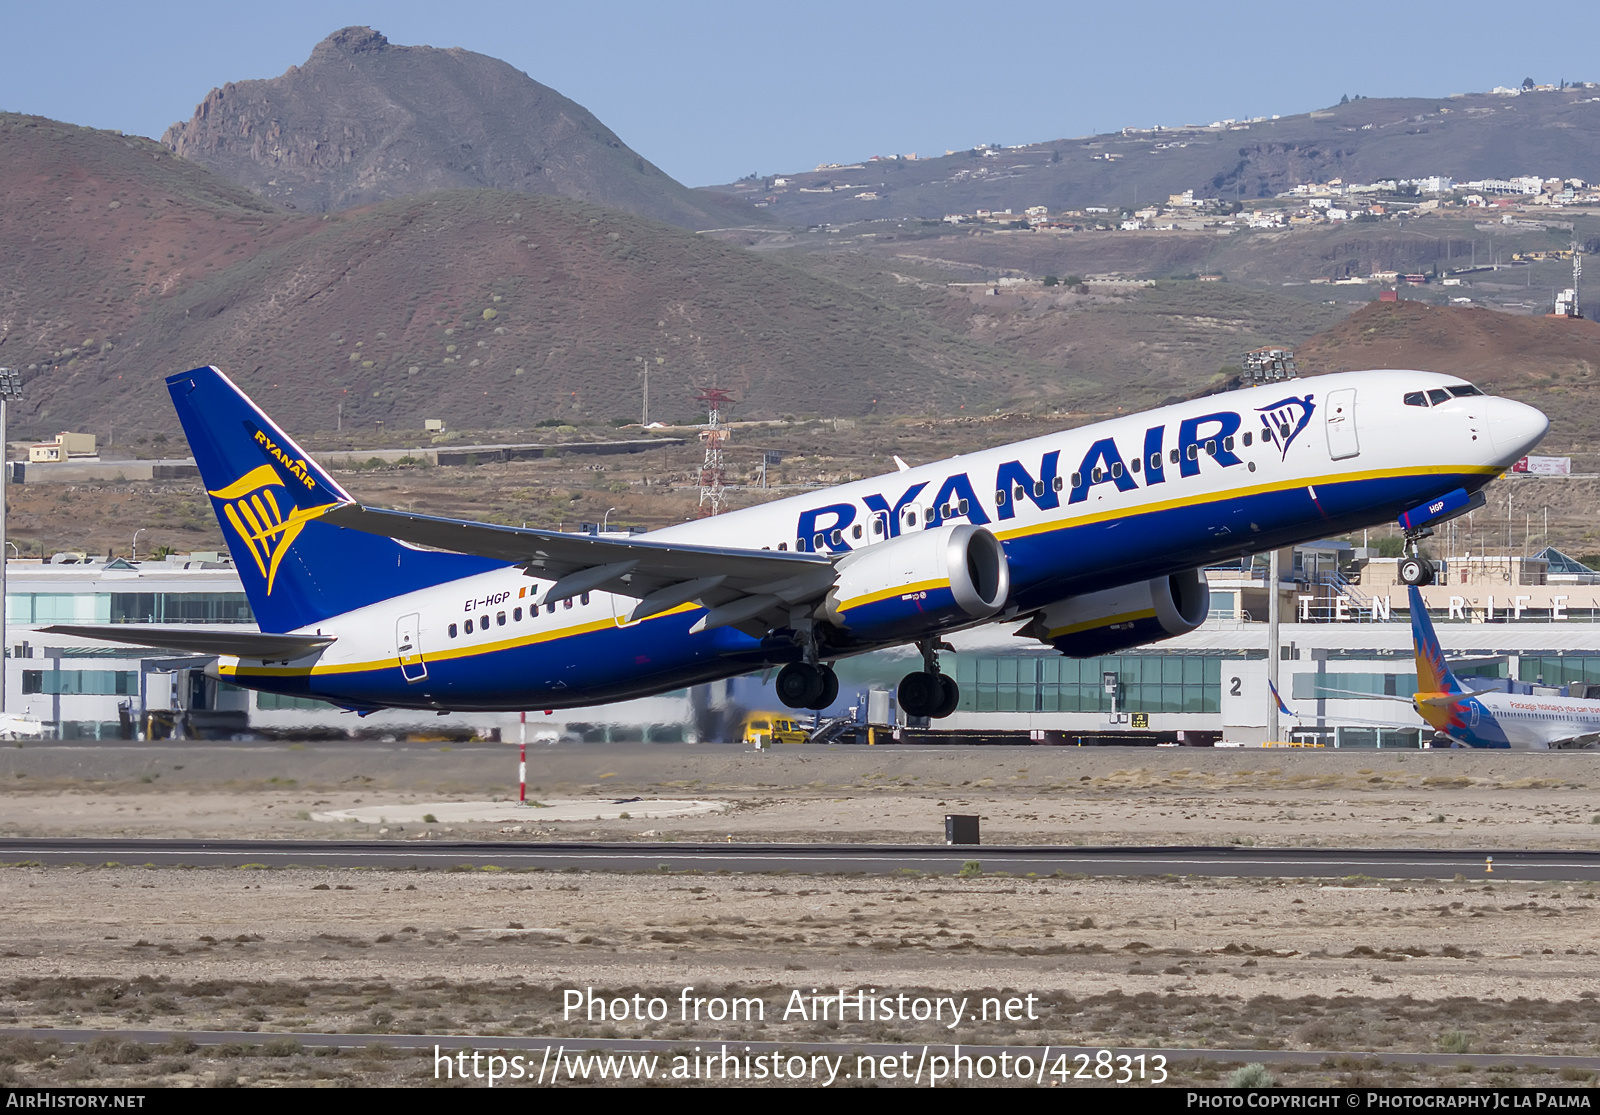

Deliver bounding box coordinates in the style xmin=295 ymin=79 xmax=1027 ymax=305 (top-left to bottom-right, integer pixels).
xmin=695 ymin=387 xmax=735 ymax=516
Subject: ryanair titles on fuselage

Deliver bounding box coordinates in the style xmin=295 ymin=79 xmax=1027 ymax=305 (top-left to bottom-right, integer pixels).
xmin=792 ymin=394 xmax=1316 ymax=551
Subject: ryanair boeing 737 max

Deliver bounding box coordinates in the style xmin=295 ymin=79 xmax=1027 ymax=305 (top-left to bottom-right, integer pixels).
xmin=45 ymin=366 xmax=1548 ymax=720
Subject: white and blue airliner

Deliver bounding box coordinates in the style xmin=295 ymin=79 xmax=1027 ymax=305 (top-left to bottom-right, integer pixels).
xmin=48 ymin=365 xmax=1548 ymax=720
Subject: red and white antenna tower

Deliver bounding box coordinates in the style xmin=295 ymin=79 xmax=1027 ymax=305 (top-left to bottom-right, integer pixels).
xmin=695 ymin=387 xmax=735 ymax=515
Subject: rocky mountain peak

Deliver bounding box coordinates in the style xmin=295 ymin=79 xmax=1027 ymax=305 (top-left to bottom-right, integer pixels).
xmin=314 ymin=25 xmax=390 ymax=57
xmin=160 ymin=27 xmax=757 ymax=229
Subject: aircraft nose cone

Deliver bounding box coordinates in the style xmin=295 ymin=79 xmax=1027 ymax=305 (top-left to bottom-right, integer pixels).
xmin=1485 ymin=396 xmax=1549 ymax=462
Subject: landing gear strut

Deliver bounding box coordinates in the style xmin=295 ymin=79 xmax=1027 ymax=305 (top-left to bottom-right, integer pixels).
xmin=1397 ymin=530 xmax=1436 ymax=587
xmin=777 ymin=615 xmax=840 ymax=711
xmin=898 ymin=639 xmax=960 ymax=720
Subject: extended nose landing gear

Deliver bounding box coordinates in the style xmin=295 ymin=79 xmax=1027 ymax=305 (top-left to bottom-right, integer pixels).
xmin=1396 ymin=489 xmax=1486 ymax=587
xmin=1397 ymin=549 xmax=1436 ymax=587
xmin=898 ymin=639 xmax=960 ymax=720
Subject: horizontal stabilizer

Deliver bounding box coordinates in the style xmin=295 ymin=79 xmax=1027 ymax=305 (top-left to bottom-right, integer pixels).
xmin=1415 ymin=688 xmax=1494 ymax=707
xmin=38 ymin=625 xmax=335 ymax=660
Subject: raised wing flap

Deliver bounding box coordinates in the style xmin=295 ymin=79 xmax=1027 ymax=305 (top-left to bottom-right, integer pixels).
xmin=318 ymin=502 xmax=835 ymax=605
xmin=38 ymin=625 xmax=335 ymax=660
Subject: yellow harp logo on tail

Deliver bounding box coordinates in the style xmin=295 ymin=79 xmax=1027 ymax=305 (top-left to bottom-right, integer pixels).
xmin=208 ymin=465 xmax=332 ymax=595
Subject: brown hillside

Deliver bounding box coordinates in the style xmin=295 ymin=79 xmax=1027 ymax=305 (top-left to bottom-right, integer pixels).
xmin=1297 ymin=300 xmax=1600 ymax=445
xmin=0 ymin=113 xmax=314 ymax=362
xmin=162 ymin=26 xmax=763 ymax=231
xmin=21 ymin=189 xmax=1052 ymax=436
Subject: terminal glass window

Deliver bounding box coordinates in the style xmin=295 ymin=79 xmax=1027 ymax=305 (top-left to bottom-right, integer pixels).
xmin=956 ymin=654 xmax=1221 ymax=714
xmin=21 ymin=669 xmax=138 ymax=695
xmin=256 ymin=691 xmax=338 ymax=711
xmin=6 ymin=592 xmax=253 ymax=624
xmin=7 ymin=593 xmax=112 ymax=624
xmin=1519 ymin=657 xmax=1600 ymax=686
xmin=109 ymin=592 xmax=254 ymax=624
xmin=1292 ymin=672 xmax=1418 ymax=700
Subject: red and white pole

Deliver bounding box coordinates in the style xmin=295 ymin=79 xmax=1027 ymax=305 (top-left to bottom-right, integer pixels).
xmin=519 ymin=711 xmax=527 ymax=805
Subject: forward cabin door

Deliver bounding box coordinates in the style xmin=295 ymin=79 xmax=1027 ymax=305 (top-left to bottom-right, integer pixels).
xmin=397 ymin=613 xmax=428 ymax=683
xmin=1324 ymin=388 xmax=1360 ymax=460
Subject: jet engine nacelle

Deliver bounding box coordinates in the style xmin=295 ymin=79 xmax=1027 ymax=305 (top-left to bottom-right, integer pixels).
xmin=1020 ymin=569 xmax=1209 ymax=657
xmin=821 ymin=524 xmax=1010 ymax=643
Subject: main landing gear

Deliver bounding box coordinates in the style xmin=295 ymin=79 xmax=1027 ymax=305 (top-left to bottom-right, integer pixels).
xmin=776 ymin=661 xmax=839 ymax=711
xmin=898 ymin=639 xmax=960 ymax=720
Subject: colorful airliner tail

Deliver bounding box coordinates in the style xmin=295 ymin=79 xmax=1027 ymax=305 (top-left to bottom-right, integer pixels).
xmin=1267 ymin=678 xmax=1294 ymax=719
xmin=168 ymin=366 xmax=499 ymax=632
xmin=1408 ymin=585 xmax=1468 ymax=697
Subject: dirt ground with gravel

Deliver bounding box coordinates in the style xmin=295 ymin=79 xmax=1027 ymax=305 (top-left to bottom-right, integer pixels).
xmin=4 ymin=743 xmax=1600 ymax=849
xmin=5 ymin=744 xmax=1600 ymax=1088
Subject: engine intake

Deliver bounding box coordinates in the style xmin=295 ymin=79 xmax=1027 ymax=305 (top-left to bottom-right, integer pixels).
xmin=1020 ymin=569 xmax=1210 ymax=657
xmin=821 ymin=524 xmax=1010 ymax=643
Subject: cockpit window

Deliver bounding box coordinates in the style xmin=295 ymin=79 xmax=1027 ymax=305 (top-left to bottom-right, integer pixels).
xmin=1404 ymin=391 xmax=1428 ymax=407
xmin=1427 ymin=388 xmax=1452 ymax=406
xmin=1448 ymin=384 xmax=1484 ymax=398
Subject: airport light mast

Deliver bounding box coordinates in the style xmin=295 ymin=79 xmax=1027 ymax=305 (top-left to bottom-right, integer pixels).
xmin=0 ymin=368 xmax=20 ymax=714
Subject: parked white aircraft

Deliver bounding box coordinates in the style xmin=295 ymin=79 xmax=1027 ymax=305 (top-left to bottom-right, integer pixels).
xmin=1271 ymin=585 xmax=1600 ymax=750
xmin=1407 ymin=586 xmax=1600 ymax=749
xmin=46 ymin=366 xmax=1546 ymax=720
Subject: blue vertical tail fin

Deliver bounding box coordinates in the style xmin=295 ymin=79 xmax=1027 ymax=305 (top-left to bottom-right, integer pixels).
xmin=1408 ymin=585 xmax=1466 ymax=695
xmin=168 ymin=366 xmax=500 ymax=632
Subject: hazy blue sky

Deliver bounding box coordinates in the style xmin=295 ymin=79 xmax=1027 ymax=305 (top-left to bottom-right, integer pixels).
xmin=4 ymin=1 xmax=1598 ymax=186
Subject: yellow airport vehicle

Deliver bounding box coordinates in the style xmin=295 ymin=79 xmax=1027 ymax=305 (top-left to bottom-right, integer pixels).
xmin=743 ymin=713 xmax=809 ymax=747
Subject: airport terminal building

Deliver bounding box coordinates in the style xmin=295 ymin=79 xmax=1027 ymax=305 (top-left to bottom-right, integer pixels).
xmin=8 ymin=542 xmax=1600 ymax=746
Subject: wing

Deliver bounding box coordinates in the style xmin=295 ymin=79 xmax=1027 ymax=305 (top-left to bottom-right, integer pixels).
xmin=37 ymin=625 xmax=334 ymax=661
xmin=1306 ymin=687 xmax=1494 ymax=705
xmin=1548 ymin=733 xmax=1600 ymax=750
xmin=317 ymin=502 xmax=838 ymax=636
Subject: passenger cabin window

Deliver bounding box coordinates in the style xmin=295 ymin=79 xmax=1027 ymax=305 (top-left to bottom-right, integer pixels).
xmin=513 ymin=607 xmax=522 ymax=622
xmin=1404 ymin=391 xmax=1428 ymax=407
xmin=1427 ymin=388 xmax=1452 ymax=406
xmin=497 ymin=611 xmax=507 ymax=625
xmin=448 ymin=623 xmax=458 ymax=638
xmin=1242 ymin=431 xmax=1252 ymax=447
xmin=464 ymin=618 xmax=474 ymax=633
